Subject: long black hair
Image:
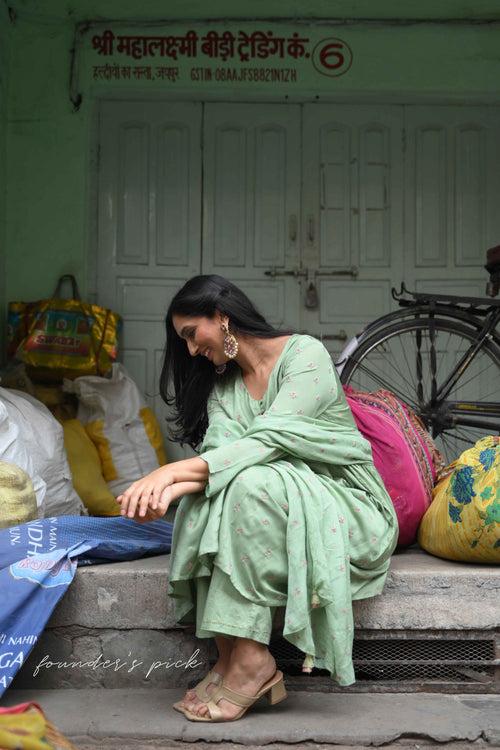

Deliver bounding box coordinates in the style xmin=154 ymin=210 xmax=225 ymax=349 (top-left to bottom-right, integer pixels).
xmin=161 ymin=275 xmax=297 ymax=450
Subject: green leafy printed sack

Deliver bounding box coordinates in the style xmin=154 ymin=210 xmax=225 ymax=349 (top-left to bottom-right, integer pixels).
xmin=418 ymin=436 xmax=500 ymax=563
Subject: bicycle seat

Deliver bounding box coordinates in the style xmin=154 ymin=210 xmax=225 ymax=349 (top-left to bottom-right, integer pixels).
xmin=485 ymin=244 xmax=500 ymax=273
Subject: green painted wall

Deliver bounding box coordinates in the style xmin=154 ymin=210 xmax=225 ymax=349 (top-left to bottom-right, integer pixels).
xmin=2 ymin=1 xmax=500 ymax=359
xmin=0 ymin=5 xmax=11 ymax=362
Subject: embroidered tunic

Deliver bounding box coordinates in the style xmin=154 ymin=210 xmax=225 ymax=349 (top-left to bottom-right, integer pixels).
xmin=168 ymin=334 xmax=398 ymax=685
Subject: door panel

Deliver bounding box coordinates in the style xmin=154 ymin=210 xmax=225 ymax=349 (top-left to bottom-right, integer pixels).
xmin=302 ymin=104 xmax=405 ymax=357
xmin=405 ymin=105 xmax=500 ymax=294
xmin=97 ymin=101 xmax=202 ymax=461
xmin=203 ymin=104 xmax=302 ymax=331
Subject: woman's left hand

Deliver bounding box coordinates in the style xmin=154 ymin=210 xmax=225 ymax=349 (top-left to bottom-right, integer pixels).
xmin=116 ymin=465 xmax=176 ymax=519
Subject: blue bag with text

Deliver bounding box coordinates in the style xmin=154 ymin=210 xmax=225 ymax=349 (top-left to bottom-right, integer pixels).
xmin=0 ymin=515 xmax=172 ymax=695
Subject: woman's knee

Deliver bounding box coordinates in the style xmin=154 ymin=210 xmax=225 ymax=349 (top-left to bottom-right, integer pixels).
xmin=233 ymin=465 xmax=271 ymax=495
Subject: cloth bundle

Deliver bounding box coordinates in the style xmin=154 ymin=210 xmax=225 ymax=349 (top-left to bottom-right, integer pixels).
xmin=343 ymin=386 xmax=443 ymax=546
xmin=418 ymin=435 xmax=500 ymax=562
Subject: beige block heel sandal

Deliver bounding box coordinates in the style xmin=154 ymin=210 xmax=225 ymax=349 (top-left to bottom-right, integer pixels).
xmin=183 ymin=670 xmax=287 ymax=722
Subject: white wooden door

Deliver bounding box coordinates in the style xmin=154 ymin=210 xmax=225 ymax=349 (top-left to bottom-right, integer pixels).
xmin=302 ymin=104 xmax=405 ymax=358
xmin=202 ymin=103 xmax=302 ymax=331
xmin=96 ymin=100 xmax=500 ymax=462
xmin=97 ymin=101 xmax=202 ymax=461
xmin=404 ymin=105 xmax=500 ymax=296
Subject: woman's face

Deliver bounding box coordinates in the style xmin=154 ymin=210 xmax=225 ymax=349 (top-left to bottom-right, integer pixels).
xmin=172 ymin=312 xmax=229 ymax=365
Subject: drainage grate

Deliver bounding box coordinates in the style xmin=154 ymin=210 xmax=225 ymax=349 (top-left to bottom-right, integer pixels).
xmin=268 ymin=631 xmax=499 ymax=694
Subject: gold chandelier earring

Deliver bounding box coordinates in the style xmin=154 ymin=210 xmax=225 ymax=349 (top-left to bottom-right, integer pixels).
xmin=222 ymin=322 xmax=239 ymax=358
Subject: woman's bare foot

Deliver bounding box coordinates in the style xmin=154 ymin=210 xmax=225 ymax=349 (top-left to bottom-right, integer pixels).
xmin=191 ymin=639 xmax=277 ymax=720
xmin=181 ymin=635 xmax=234 ymax=713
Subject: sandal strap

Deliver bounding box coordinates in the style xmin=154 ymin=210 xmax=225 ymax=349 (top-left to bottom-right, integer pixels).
xmin=209 ymin=682 xmax=258 ymax=709
xmin=194 ymin=669 xmax=223 ymax=701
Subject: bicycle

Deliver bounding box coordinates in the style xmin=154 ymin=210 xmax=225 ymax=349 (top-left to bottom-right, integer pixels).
xmin=336 ymin=246 xmax=500 ymax=462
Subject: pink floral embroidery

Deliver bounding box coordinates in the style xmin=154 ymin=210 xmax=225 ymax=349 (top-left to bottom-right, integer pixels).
xmin=371 ymin=535 xmax=378 ymax=544
xmin=187 ymin=519 xmax=194 ymax=529
xmin=339 ymin=515 xmax=345 ymax=524
xmin=315 ymin=395 xmax=320 ymax=400
xmin=235 ymin=527 xmax=244 ymax=535
xmin=296 ymin=409 xmax=304 ymax=415
xmin=280 ymin=502 xmax=289 ymax=511
xmin=233 ymin=502 xmax=241 ymax=512
xmin=339 ymin=564 xmax=345 ymax=572
xmin=354 ymin=506 xmax=361 ymax=513
xmin=313 ymin=377 xmax=319 ymax=384
xmin=263 ymin=548 xmax=273 ymax=558
xmin=331 ymin=527 xmax=337 ymax=534
xmin=348 ymin=529 xmax=354 ymax=539
xmin=241 ymin=554 xmax=250 ymax=563
xmin=261 ymin=518 xmax=270 ymax=526
xmin=292 ymin=519 xmax=300 ymax=527
xmin=293 ymin=587 xmax=301 ymax=596
xmin=289 ymin=391 xmax=298 ymax=399
xmin=224 ymin=431 xmax=230 ymax=437
xmin=223 ymin=458 xmax=231 ymax=466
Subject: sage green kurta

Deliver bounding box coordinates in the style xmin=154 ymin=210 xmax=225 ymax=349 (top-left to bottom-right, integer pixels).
xmin=168 ymin=334 xmax=398 ymax=685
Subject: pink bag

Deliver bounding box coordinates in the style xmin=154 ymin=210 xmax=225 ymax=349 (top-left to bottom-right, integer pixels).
xmin=343 ymin=386 xmax=443 ymax=547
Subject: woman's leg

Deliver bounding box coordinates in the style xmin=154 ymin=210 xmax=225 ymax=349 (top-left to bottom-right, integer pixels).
xmin=191 ymin=637 xmax=277 ymax=720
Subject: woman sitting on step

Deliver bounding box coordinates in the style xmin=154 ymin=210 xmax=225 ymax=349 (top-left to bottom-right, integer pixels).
xmin=117 ymin=274 xmax=398 ymax=723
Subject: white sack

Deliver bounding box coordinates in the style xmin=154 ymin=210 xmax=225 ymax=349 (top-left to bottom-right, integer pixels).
xmin=64 ymin=363 xmax=165 ymax=497
xmin=0 ymin=387 xmax=86 ymax=517
xmin=0 ymin=398 xmax=46 ymax=512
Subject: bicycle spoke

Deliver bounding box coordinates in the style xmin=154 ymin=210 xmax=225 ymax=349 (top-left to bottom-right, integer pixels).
xmin=448 ymin=359 xmax=498 ymax=393
xmin=367 ymin=340 xmax=418 ymax=395
xmin=350 ymin=359 xmax=419 ymax=409
xmin=397 ymin=333 xmax=419 ymax=392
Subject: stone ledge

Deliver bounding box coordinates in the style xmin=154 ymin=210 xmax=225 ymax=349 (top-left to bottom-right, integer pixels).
xmin=3 ymin=689 xmax=500 ymax=746
xmin=47 ymin=547 xmax=500 ymax=632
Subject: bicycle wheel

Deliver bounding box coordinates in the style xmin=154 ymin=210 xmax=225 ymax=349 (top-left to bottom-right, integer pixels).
xmin=339 ymin=317 xmax=500 ymax=462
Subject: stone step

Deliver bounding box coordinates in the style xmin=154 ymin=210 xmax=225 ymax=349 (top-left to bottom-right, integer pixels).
xmin=9 ymin=547 xmax=500 ymax=691
xmin=2 ymin=688 xmax=499 ymax=747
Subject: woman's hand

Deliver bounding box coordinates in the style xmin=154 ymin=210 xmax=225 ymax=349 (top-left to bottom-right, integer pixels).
xmin=126 ymin=486 xmax=174 ymax=523
xmin=116 ymin=466 xmax=176 ymax=519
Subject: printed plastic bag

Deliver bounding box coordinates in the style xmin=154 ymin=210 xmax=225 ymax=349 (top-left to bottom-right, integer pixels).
xmin=7 ymin=275 xmax=120 ymax=380
xmin=64 ymin=363 xmax=167 ymax=496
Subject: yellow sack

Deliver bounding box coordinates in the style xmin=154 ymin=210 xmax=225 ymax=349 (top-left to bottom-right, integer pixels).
xmin=62 ymin=419 xmax=120 ymax=516
xmin=7 ymin=275 xmax=120 ymax=380
xmin=0 ymin=462 xmax=38 ymax=529
xmin=418 ymin=436 xmax=500 ymax=563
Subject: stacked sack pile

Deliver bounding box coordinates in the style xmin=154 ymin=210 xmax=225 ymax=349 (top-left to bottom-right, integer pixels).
xmin=1 ymin=275 xmax=168 ymax=529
